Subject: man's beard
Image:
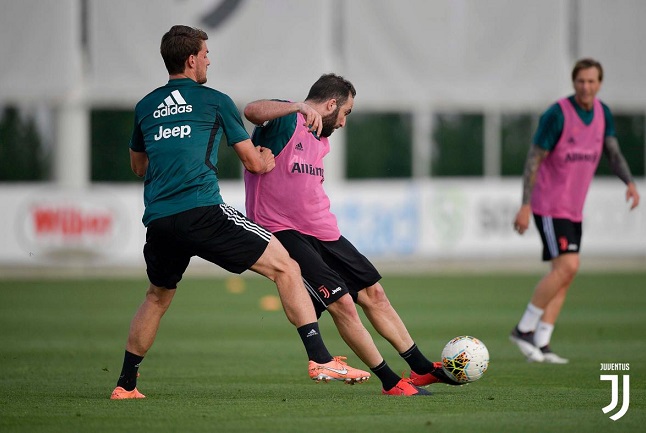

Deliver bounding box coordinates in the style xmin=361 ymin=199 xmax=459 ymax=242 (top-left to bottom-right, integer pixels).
xmin=320 ymin=108 xmax=339 ymax=137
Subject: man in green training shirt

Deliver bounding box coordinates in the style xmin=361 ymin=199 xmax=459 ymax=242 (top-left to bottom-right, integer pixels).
xmin=110 ymin=25 xmax=369 ymax=400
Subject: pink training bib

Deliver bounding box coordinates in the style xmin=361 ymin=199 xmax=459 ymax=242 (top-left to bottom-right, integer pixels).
xmin=531 ymin=98 xmax=605 ymax=221
xmin=245 ymin=112 xmax=341 ymax=240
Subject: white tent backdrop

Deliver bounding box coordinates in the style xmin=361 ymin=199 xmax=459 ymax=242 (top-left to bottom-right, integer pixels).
xmin=0 ymin=0 xmax=83 ymax=102
xmin=343 ymin=0 xmax=572 ymax=108
xmin=579 ymin=0 xmax=646 ymax=109
xmin=86 ymin=0 xmax=335 ymax=106
xmin=1 ymin=0 xmax=645 ymax=107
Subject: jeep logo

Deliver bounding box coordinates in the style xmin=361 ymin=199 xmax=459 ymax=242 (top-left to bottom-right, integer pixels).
xmin=154 ymin=125 xmax=192 ymax=141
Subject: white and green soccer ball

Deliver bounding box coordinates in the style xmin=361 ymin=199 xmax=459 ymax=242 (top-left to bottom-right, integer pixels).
xmin=441 ymin=335 xmax=489 ymax=383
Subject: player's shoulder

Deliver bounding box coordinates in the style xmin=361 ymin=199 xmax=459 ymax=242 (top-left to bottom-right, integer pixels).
xmin=597 ymin=100 xmax=615 ymax=135
xmin=596 ymin=97 xmax=609 ymax=108
xmin=264 ymin=111 xmax=297 ymax=133
xmin=538 ymin=101 xmax=563 ymax=122
xmin=198 ymin=84 xmax=227 ymax=97
xmin=141 ymin=79 xmax=232 ymax=102
xmin=135 ymin=84 xmax=169 ymax=110
xmin=194 ymin=84 xmax=235 ymax=103
xmin=598 ymin=99 xmax=613 ymax=114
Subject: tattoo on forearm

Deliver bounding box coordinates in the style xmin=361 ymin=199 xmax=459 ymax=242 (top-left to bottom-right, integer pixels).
xmin=603 ymin=136 xmax=634 ymax=185
xmin=521 ymin=145 xmax=548 ymax=205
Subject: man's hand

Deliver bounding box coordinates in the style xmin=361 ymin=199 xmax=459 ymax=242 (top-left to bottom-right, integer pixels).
xmin=259 ymin=146 xmax=275 ymax=173
xmin=232 ymin=139 xmax=274 ymax=174
xmin=626 ymin=182 xmax=640 ymax=210
xmin=297 ymin=102 xmax=323 ymax=137
xmin=513 ymin=204 xmax=532 ymax=235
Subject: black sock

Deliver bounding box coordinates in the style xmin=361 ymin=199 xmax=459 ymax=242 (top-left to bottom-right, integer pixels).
xmin=297 ymin=322 xmax=332 ymax=364
xmin=400 ymin=343 xmax=434 ymax=375
xmin=116 ymin=350 xmax=144 ymax=391
xmin=371 ymin=360 xmax=401 ymax=391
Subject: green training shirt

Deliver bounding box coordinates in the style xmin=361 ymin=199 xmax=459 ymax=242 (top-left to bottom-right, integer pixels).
xmin=533 ymin=95 xmax=616 ymax=151
xmin=250 ymin=101 xmax=298 ymax=155
xmin=129 ymin=78 xmax=249 ymax=226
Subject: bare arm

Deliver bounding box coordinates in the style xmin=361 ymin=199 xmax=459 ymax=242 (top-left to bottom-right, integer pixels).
xmin=129 ymin=149 xmax=148 ymax=177
xmin=604 ymin=136 xmax=640 ymax=209
xmin=232 ymin=139 xmax=275 ymax=174
xmin=244 ymin=100 xmax=323 ymax=136
xmin=603 ymin=136 xmax=634 ymax=184
xmin=520 ymin=144 xmax=549 ymax=205
xmin=513 ymin=144 xmax=549 ymax=234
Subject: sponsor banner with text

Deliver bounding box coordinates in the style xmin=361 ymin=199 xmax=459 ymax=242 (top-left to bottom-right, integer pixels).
xmin=0 ymin=179 xmax=643 ymax=268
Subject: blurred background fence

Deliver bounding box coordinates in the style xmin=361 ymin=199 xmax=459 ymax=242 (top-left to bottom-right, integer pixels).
xmin=0 ymin=0 xmax=644 ymax=275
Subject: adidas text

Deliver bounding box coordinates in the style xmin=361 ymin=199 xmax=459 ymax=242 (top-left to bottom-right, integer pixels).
xmin=154 ymin=90 xmax=192 ymax=118
xmin=154 ymin=104 xmax=193 ymax=118
xmin=306 ymin=329 xmax=318 ymax=337
xmin=154 ymin=125 xmax=191 ymax=141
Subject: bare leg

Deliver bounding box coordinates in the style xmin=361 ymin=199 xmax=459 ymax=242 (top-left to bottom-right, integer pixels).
xmin=356 ymin=283 xmax=414 ymax=353
xmin=250 ymin=236 xmax=318 ymax=327
xmin=354 ymin=283 xmax=450 ymax=386
xmin=530 ymin=253 xmax=579 ymax=315
xmin=542 ymin=285 xmax=568 ymax=324
xmin=511 ymin=254 xmax=578 ymax=363
xmin=126 ymin=284 xmax=175 ymax=356
xmin=327 ymin=294 xmax=384 ymax=369
xmin=250 ymin=236 xmax=371 ymax=381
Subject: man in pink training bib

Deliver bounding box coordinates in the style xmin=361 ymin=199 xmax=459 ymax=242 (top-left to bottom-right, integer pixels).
xmin=510 ymin=58 xmax=640 ymax=364
xmin=244 ymin=74 xmax=460 ymax=395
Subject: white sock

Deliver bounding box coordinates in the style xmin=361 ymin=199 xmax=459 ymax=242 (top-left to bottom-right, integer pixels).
xmin=517 ymin=303 xmax=544 ymax=333
xmin=534 ymin=321 xmax=554 ymax=348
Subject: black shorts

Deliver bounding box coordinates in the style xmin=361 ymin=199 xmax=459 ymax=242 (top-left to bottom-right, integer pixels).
xmin=274 ymin=230 xmax=381 ymax=318
xmin=144 ymin=204 xmax=271 ymax=289
xmin=533 ymin=214 xmax=582 ymax=261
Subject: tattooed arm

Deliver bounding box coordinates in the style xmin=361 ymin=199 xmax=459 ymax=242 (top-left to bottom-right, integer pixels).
xmin=604 ymin=136 xmax=633 ymax=184
xmin=603 ymin=136 xmax=640 ymax=209
xmin=513 ymin=144 xmax=549 ymax=234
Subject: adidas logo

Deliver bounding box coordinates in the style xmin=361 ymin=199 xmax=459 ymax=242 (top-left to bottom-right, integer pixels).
xmin=306 ymin=329 xmax=319 ymax=338
xmin=295 ymin=142 xmax=303 ymax=151
xmin=153 ymin=90 xmax=193 ymax=118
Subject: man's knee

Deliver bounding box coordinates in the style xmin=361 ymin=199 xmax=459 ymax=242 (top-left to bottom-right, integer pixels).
xmin=328 ymin=294 xmax=360 ymax=318
xmin=254 ymin=237 xmax=301 ymax=282
xmin=276 ymin=256 xmax=301 ymax=282
xmin=553 ymin=254 xmax=580 ymax=281
xmin=358 ymin=283 xmax=391 ymax=310
xmin=146 ymin=284 xmax=174 ymax=309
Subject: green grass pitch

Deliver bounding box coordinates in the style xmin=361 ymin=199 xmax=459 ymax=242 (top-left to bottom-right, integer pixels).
xmin=0 ymin=271 xmax=644 ymax=433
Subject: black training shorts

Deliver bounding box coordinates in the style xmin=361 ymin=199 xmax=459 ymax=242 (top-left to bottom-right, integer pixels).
xmin=274 ymin=230 xmax=381 ymax=318
xmin=144 ymin=204 xmax=271 ymax=288
xmin=533 ymin=214 xmax=582 ymax=261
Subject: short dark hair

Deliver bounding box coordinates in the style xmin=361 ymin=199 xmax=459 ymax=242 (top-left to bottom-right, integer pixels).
xmin=160 ymin=25 xmax=208 ymax=75
xmin=305 ymin=73 xmax=356 ymax=107
xmin=572 ymin=58 xmax=603 ymax=82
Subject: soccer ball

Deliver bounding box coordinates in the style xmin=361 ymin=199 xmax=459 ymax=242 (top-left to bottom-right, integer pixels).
xmin=441 ymin=336 xmax=489 ymax=383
